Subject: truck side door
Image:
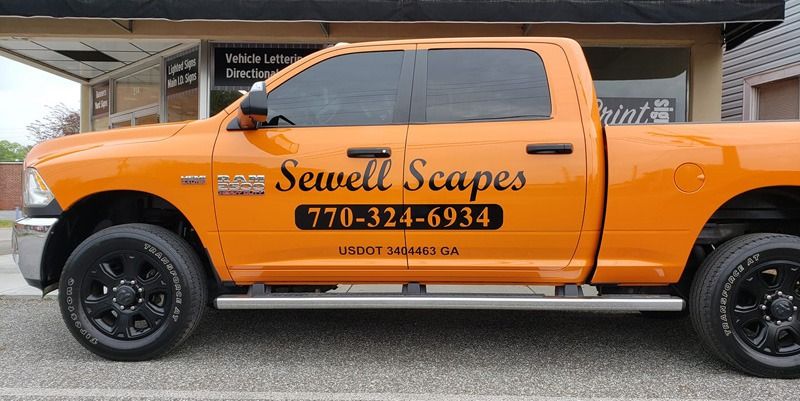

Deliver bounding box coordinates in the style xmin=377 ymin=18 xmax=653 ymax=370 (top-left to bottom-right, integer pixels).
xmin=403 ymin=42 xmax=588 ymax=280
xmin=213 ymin=45 xmax=415 ymax=282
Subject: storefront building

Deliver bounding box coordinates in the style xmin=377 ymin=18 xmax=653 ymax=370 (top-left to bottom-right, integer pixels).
xmin=0 ymin=1 xmax=785 ymax=132
xmin=723 ymin=0 xmax=800 ymax=121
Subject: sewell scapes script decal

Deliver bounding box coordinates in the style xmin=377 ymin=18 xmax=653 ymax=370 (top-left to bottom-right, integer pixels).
xmin=219 ymin=158 xmax=527 ymax=230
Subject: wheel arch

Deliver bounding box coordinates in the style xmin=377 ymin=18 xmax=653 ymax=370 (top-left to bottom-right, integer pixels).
xmin=677 ymin=185 xmax=800 ymax=292
xmin=40 ymin=190 xmax=223 ymax=294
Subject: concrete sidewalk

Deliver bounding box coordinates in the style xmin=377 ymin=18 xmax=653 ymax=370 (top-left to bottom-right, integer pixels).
xmin=0 ymin=227 xmax=49 ymax=297
xmin=0 ymin=254 xmax=48 ymax=297
xmin=0 ymin=227 xmax=10 ymax=256
xmin=0 ymin=209 xmax=20 ymax=221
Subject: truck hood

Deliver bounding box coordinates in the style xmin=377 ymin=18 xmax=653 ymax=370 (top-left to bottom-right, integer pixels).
xmin=25 ymin=122 xmax=188 ymax=168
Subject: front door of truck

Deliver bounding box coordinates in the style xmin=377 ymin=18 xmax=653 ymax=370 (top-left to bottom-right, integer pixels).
xmin=213 ymin=45 xmax=415 ymax=282
xmin=403 ymin=43 xmax=587 ymax=277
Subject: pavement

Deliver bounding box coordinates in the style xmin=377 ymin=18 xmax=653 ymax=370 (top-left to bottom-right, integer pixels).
xmin=0 ymin=297 xmax=797 ymax=401
xmin=0 ymin=223 xmax=797 ymax=399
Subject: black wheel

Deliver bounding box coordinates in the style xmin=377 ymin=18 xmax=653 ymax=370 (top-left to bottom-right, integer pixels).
xmin=690 ymin=233 xmax=800 ymax=378
xmin=59 ymin=224 xmax=207 ymax=360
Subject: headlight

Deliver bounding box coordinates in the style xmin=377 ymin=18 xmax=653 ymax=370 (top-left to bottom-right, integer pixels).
xmin=23 ymin=168 xmax=54 ymax=207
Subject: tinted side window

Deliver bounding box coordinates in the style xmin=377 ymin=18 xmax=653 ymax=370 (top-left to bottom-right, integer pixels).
xmin=425 ymin=49 xmax=551 ymax=122
xmin=267 ymin=51 xmax=404 ymax=126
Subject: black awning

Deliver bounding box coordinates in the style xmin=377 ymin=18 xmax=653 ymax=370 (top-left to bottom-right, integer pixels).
xmin=0 ymin=0 xmax=786 ymax=49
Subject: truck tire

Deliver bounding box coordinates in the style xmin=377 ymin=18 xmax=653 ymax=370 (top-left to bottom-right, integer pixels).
xmin=690 ymin=233 xmax=800 ymax=378
xmin=58 ymin=223 xmax=207 ymax=360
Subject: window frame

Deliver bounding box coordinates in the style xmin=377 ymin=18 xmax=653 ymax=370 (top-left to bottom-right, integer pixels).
xmin=742 ymin=63 xmax=800 ymax=121
xmin=409 ymin=47 xmax=553 ymax=125
xmin=109 ymin=104 xmax=160 ymax=128
xmin=260 ymin=49 xmax=415 ymax=128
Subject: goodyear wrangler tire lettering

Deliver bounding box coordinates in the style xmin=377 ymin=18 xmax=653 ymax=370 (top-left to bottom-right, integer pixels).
xmin=295 ymin=204 xmax=503 ymax=230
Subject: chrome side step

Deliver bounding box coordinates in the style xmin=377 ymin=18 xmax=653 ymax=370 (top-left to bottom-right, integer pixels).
xmin=214 ymin=293 xmax=684 ymax=312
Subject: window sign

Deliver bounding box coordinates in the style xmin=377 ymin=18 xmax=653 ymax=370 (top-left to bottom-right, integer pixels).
xmin=92 ymin=81 xmax=110 ymax=131
xmin=597 ymin=97 xmax=676 ymax=124
xmin=585 ymin=47 xmax=689 ymax=125
xmin=209 ymin=43 xmax=322 ymax=115
xmin=165 ymin=48 xmax=200 ymax=122
xmin=92 ymin=82 xmax=109 ymax=117
xmin=212 ymin=44 xmax=322 ymax=89
xmin=166 ymin=49 xmax=199 ymax=96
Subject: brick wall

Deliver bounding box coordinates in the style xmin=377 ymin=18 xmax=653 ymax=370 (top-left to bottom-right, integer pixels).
xmin=0 ymin=162 xmax=23 ymax=210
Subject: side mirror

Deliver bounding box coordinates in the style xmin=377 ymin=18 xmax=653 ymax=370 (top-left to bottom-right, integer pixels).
xmin=237 ymin=81 xmax=268 ymax=130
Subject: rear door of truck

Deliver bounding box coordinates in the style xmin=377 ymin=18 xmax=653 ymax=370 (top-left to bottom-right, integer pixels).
xmin=402 ymin=41 xmax=588 ymax=274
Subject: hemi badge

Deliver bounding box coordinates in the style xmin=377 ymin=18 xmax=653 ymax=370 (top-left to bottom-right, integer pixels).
xmin=180 ymin=175 xmax=206 ymax=185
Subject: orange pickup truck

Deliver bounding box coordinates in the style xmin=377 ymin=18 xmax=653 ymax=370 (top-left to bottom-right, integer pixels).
xmin=12 ymin=37 xmax=800 ymax=377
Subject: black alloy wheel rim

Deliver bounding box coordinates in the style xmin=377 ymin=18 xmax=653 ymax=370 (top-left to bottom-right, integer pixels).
xmin=731 ymin=260 xmax=800 ymax=356
xmin=80 ymin=250 xmax=172 ymax=340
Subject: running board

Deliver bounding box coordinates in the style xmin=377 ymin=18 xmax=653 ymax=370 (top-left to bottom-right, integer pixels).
xmin=214 ymin=293 xmax=684 ymax=311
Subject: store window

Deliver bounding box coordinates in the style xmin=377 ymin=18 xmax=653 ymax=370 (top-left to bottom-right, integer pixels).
xmin=210 ymin=43 xmax=323 ymax=115
xmin=424 ymin=49 xmax=550 ymax=122
xmin=585 ymin=47 xmax=689 ymax=124
xmin=91 ymin=81 xmax=109 ymax=131
xmin=114 ymin=65 xmax=160 ymax=113
xmin=110 ymin=64 xmax=161 ymax=128
xmin=165 ymin=48 xmax=199 ymax=122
